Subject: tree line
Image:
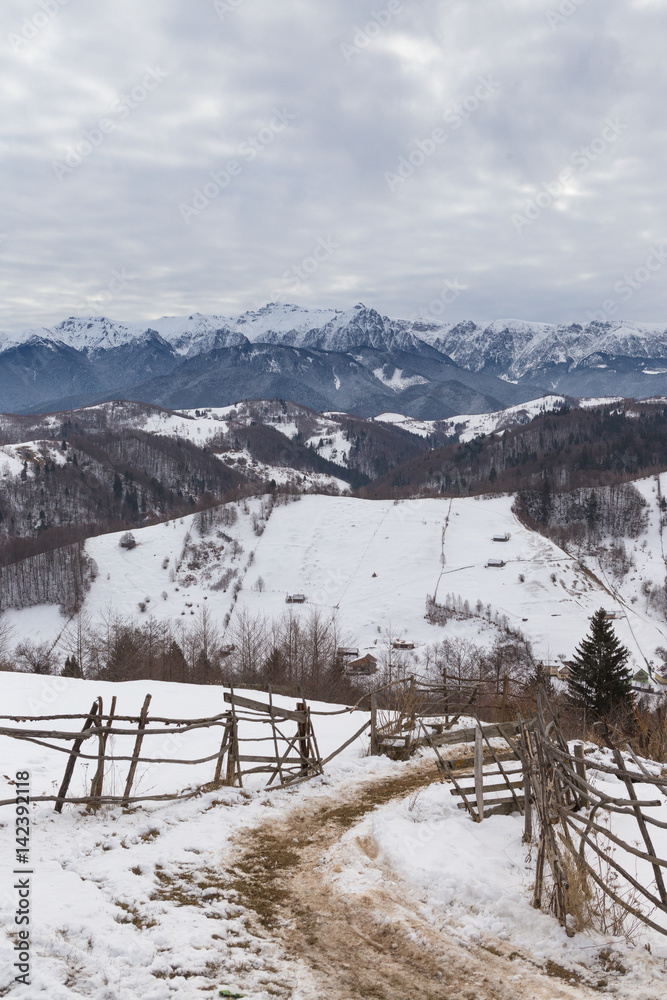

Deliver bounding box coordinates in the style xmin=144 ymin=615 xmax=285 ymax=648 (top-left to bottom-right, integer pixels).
xmin=362 ymin=401 xmax=667 ymax=499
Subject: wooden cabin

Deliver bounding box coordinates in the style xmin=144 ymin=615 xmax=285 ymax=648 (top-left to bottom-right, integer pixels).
xmin=392 ymin=639 xmax=415 ymax=650
xmin=346 ymin=653 xmax=378 ymax=676
xmin=285 ymin=594 xmax=307 ymax=603
xmin=492 ymin=532 xmax=511 ymax=542
xmin=486 ymin=558 xmax=506 ymax=568
xmin=336 ymin=647 xmax=359 ymax=659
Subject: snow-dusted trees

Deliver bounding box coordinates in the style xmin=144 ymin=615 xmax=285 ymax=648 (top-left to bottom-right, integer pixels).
xmin=0 ymin=614 xmax=15 ymax=668
xmin=516 ymin=483 xmax=648 ymax=544
xmin=0 ymin=542 xmax=95 ymax=613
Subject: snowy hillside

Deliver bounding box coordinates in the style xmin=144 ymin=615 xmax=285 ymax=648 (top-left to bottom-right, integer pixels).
xmin=375 ymin=394 xmax=569 ymax=442
xmin=7 ymin=485 xmax=667 ymax=676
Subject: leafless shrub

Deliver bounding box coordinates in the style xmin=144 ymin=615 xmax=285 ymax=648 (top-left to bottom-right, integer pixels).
xmin=15 ymin=639 xmax=57 ymax=675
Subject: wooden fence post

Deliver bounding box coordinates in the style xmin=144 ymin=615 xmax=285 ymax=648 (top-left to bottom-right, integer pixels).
xmin=523 ymin=769 xmax=532 ymax=843
xmin=370 ymin=693 xmax=378 ymax=755
xmin=474 ymin=724 xmax=484 ymax=821
xmin=213 ymin=714 xmax=232 ymax=785
xmin=122 ymin=694 xmax=151 ymax=806
xmin=307 ymin=706 xmax=322 ymax=774
xmin=55 ymin=698 xmax=100 ymax=813
xmin=90 ymin=695 xmax=117 ymax=804
xmin=573 ymin=744 xmax=588 ymax=809
xmin=296 ymin=700 xmax=308 ymax=775
xmin=225 ymin=692 xmax=241 ymax=787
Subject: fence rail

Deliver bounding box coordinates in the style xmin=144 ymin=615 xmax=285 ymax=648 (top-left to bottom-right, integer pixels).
xmin=516 ymin=683 xmax=667 ymax=938
xmin=0 ymin=688 xmax=369 ymax=810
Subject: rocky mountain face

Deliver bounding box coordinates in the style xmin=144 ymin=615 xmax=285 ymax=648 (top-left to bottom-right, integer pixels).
xmin=2 ymin=303 xmax=667 ymax=416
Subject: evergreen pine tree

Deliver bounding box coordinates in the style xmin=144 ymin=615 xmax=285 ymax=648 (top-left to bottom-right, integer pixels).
xmin=62 ymin=655 xmax=83 ymax=678
xmin=567 ymin=608 xmax=633 ymax=719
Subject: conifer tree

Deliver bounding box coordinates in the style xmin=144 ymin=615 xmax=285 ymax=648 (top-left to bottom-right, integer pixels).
xmin=567 ymin=608 xmax=633 ymax=719
xmin=62 ymin=655 xmax=83 ymax=678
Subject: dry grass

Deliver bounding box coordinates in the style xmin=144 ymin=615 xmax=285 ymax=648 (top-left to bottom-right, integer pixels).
xmin=559 ymin=832 xmax=649 ymax=944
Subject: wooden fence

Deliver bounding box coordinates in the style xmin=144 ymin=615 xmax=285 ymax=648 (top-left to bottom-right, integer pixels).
xmin=516 ymin=682 xmax=667 ymax=938
xmin=0 ymin=688 xmax=371 ymax=811
xmin=369 ymin=674 xmax=525 ymax=758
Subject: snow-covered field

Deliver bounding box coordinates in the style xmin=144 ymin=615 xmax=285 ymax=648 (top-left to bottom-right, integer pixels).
xmin=1 ymin=672 xmax=666 ymax=998
xmin=7 ymin=482 xmax=667 ymax=675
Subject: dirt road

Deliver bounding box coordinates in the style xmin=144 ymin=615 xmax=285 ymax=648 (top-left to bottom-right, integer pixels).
xmin=226 ymin=759 xmax=617 ymax=1000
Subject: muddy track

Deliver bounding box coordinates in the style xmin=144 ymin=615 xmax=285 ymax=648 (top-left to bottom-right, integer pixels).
xmin=227 ymin=759 xmax=612 ymax=1000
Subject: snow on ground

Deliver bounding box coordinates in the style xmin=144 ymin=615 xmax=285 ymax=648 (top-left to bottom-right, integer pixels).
xmin=0 ymin=452 xmax=25 ymax=479
xmin=374 ymin=396 xmax=648 ymax=444
xmin=0 ymin=672 xmax=380 ymax=1000
xmin=304 ymin=427 xmax=352 ymax=464
xmin=375 ymin=396 xmax=572 ymax=444
xmin=212 ymin=447 xmax=350 ymax=492
xmin=2 ymin=670 xmax=666 ymax=998
xmin=579 ymin=397 xmax=625 ymax=408
xmin=372 ymin=412 xmax=437 ymax=437
xmin=234 ymin=492 xmax=667 ymax=670
xmin=372 ymin=367 xmax=429 ymax=391
xmin=8 ymin=487 xmax=667 ymax=673
xmin=440 ymin=394 xmax=568 ymax=442
xmin=344 ymin=752 xmax=667 ymax=991
xmin=0 ymin=440 xmax=67 ymax=477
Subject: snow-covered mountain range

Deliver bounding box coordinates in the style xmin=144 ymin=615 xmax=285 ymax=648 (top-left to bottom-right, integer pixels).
xmin=3 ymin=302 xmax=667 ymax=415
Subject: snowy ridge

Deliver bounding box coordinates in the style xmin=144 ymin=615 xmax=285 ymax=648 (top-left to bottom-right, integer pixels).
xmin=373 ymin=395 xmax=570 ymax=440
xmin=4 ymin=304 xmax=667 ymax=385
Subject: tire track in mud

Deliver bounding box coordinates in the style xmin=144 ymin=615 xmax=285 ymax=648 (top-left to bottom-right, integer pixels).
xmin=225 ymin=758 xmax=614 ymax=1000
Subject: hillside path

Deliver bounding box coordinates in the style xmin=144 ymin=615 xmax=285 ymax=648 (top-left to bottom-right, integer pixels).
xmin=226 ymin=758 xmax=613 ymax=1000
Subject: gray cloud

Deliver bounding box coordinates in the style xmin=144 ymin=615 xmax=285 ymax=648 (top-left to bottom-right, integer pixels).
xmin=0 ymin=0 xmax=665 ymax=330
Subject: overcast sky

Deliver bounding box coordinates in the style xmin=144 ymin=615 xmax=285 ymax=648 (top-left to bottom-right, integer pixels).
xmin=1 ymin=0 xmax=665 ymax=331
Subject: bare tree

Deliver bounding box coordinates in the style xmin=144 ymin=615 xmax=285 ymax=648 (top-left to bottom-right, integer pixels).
xmin=227 ymin=608 xmax=268 ymax=681
xmin=61 ymin=610 xmax=94 ymax=679
xmin=15 ymin=639 xmax=57 ymax=675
